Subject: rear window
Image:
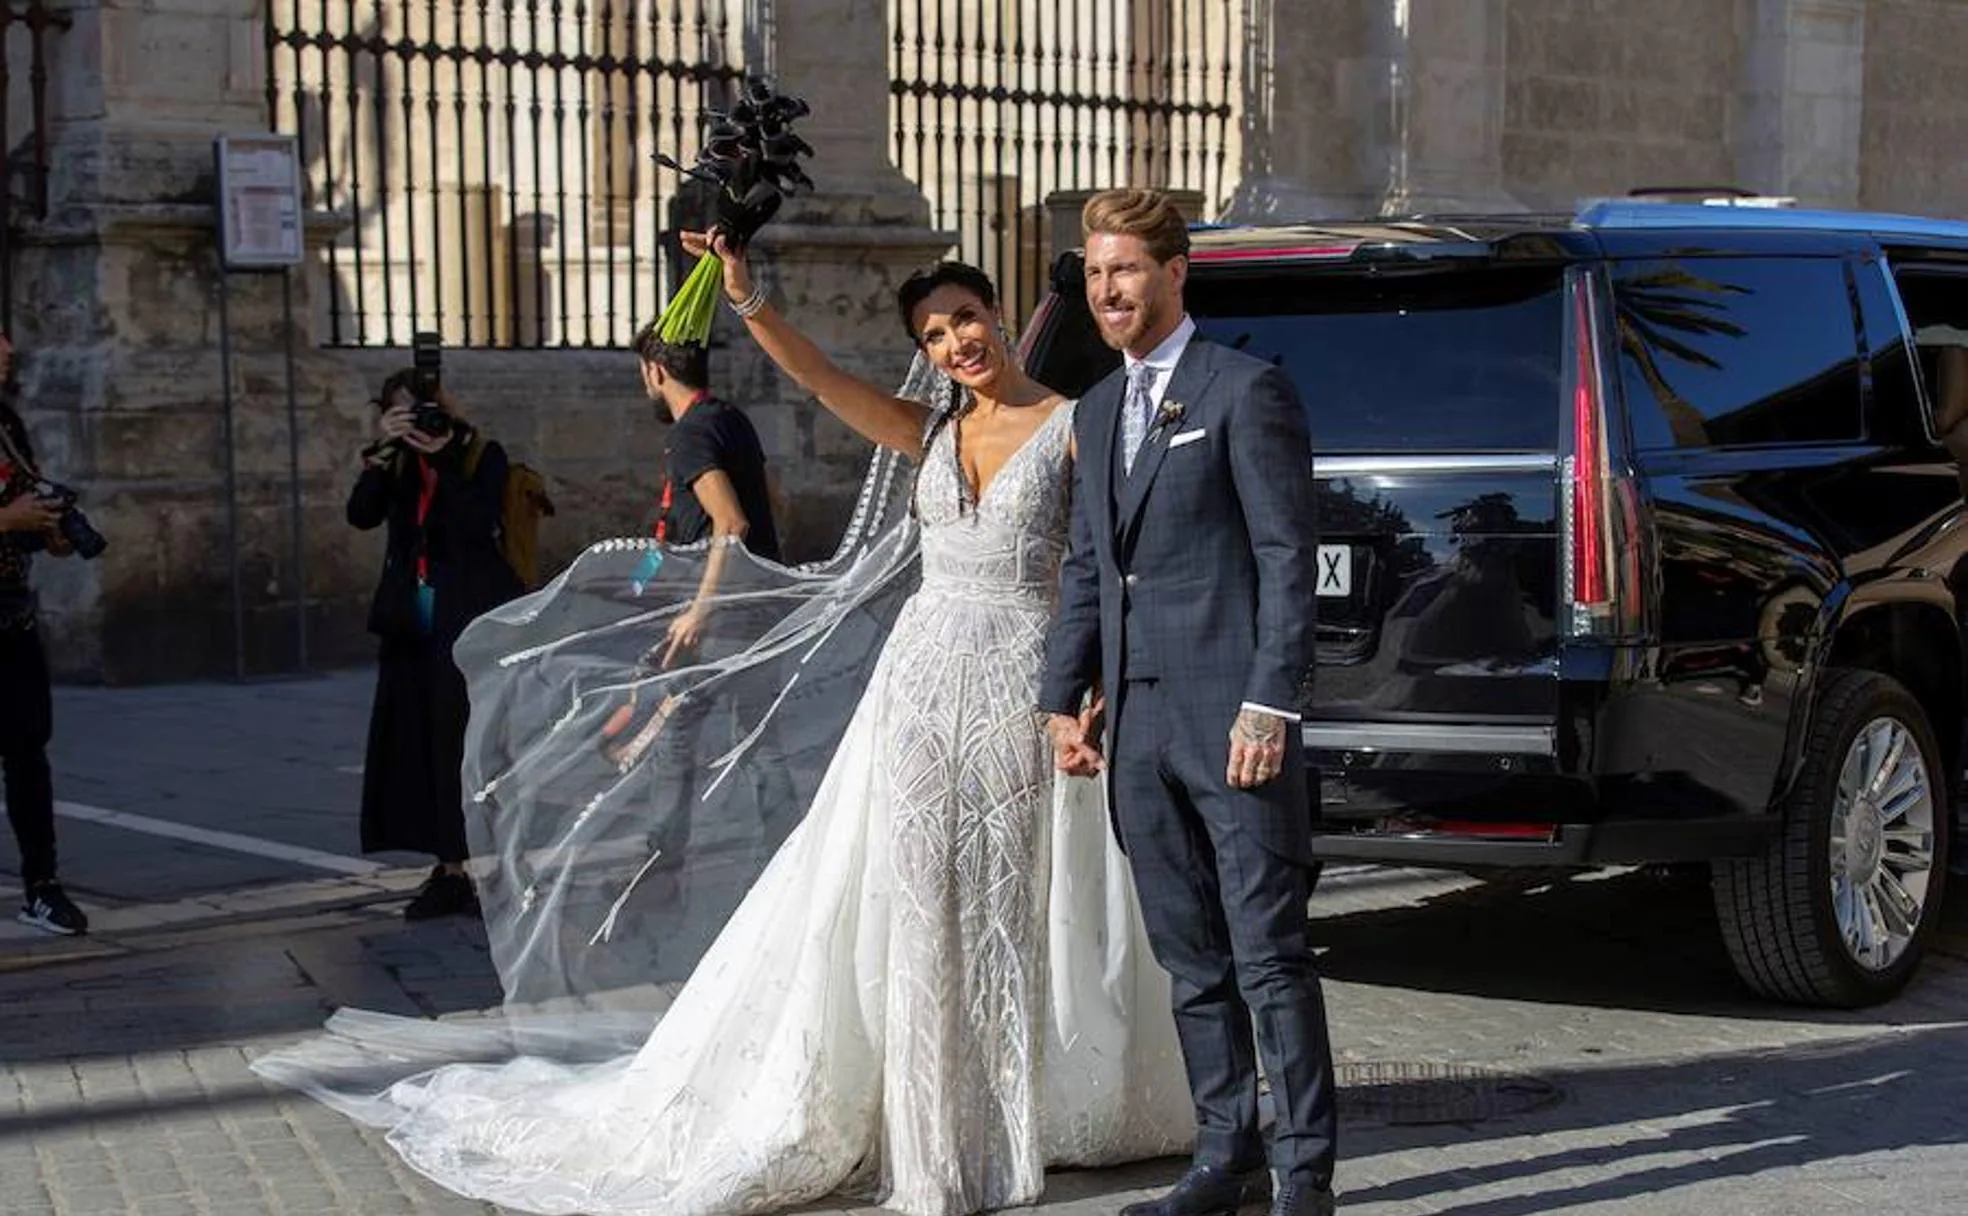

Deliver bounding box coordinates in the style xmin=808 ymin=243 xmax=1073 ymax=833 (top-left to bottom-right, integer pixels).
xmin=1611 ymin=256 xmax=1863 ymax=450
xmin=1186 ymin=266 xmax=1566 ymax=453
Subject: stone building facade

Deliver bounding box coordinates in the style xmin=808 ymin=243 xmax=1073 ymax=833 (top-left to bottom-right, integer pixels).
xmin=7 ymin=0 xmax=1968 ymax=682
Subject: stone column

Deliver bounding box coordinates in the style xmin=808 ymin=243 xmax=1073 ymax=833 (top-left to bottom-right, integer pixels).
xmin=1227 ymin=0 xmax=1521 ymax=223
xmin=1736 ymin=0 xmax=1866 ymax=207
xmin=1357 ymin=0 xmax=1520 ymax=215
xmin=1224 ymin=0 xmax=1372 ymax=222
xmin=733 ymin=0 xmax=953 ymax=556
xmin=17 ymin=0 xmax=376 ymax=681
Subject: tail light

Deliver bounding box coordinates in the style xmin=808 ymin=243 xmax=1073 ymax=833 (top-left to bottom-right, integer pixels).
xmin=1562 ymin=270 xmax=1642 ymax=638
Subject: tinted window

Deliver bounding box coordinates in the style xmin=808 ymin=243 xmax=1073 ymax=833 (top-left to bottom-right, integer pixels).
xmin=1884 ymin=266 xmax=1968 ymax=449
xmin=1184 ymin=267 xmax=1564 ymax=453
xmin=1612 ymin=257 xmax=1862 ymax=450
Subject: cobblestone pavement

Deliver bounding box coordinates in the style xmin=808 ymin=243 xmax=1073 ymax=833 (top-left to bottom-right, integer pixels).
xmin=1 ymin=671 xmax=1966 ymax=1214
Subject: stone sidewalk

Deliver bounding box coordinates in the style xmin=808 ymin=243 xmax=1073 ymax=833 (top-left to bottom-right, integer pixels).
xmin=1 ymin=672 xmax=1967 ymax=1213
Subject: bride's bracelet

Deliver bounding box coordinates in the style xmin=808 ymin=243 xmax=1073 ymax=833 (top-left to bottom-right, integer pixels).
xmin=729 ymin=283 xmax=769 ymax=319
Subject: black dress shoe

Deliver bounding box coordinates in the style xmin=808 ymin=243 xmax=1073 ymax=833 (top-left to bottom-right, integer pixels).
xmin=1120 ymin=1164 xmax=1272 ymax=1216
xmin=1270 ymin=1183 xmax=1336 ymax=1216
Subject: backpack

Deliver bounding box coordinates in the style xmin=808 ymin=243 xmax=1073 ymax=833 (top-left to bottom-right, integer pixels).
xmin=462 ymin=435 xmax=556 ymax=591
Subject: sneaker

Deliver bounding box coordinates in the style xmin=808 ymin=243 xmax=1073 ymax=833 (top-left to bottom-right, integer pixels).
xmin=403 ymin=867 xmax=480 ymax=921
xmin=18 ymin=882 xmax=88 ymax=936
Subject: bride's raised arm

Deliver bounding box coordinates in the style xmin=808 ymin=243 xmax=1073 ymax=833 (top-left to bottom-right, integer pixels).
xmin=683 ymin=229 xmax=931 ymax=459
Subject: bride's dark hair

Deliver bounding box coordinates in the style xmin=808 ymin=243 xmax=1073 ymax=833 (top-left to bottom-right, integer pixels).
xmin=896 ymin=261 xmax=998 ymax=343
xmin=897 ymin=261 xmax=1002 ymax=518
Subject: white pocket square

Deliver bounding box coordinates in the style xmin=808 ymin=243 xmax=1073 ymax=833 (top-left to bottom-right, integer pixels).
xmin=1168 ymin=428 xmax=1208 ymax=448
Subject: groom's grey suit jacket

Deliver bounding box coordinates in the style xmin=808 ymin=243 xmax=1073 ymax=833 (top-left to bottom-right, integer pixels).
xmin=1040 ymin=333 xmax=1322 ymax=858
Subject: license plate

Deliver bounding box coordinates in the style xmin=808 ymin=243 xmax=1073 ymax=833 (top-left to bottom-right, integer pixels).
xmin=1316 ymin=544 xmax=1352 ymax=598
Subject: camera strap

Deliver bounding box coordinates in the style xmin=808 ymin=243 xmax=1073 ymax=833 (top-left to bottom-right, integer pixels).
xmin=414 ymin=457 xmax=439 ymax=585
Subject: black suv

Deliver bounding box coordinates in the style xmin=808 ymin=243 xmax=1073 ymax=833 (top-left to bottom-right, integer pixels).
xmin=1024 ymin=200 xmax=1968 ymax=1008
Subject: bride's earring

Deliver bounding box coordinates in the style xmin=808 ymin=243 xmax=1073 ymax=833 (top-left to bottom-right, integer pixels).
xmin=997 ymin=322 xmax=1021 ymax=371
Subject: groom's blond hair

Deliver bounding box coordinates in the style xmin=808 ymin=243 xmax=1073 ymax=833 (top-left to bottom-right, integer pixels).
xmin=1081 ymin=189 xmax=1191 ymax=264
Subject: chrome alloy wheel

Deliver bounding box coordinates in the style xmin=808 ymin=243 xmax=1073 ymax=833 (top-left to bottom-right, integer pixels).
xmin=1829 ymin=716 xmax=1938 ymax=973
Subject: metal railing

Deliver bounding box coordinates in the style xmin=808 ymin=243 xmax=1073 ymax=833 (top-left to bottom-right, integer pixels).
xmin=889 ymin=0 xmax=1243 ymax=322
xmin=265 ymin=0 xmax=747 ymax=348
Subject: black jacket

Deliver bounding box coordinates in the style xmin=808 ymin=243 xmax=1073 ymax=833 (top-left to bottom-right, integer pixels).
xmin=349 ymin=433 xmax=522 ymax=644
xmin=0 ymin=402 xmax=43 ymax=627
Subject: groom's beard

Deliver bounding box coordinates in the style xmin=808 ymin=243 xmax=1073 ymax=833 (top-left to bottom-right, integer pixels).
xmin=1093 ymin=285 xmax=1172 ymax=353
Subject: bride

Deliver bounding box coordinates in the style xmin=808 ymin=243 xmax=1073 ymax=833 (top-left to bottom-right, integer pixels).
xmin=252 ymin=233 xmax=1194 ymax=1216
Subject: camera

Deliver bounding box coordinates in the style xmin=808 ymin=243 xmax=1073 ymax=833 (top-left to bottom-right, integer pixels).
xmin=410 ymin=402 xmax=452 ymax=438
xmin=5 ymin=476 xmax=106 ymax=560
xmin=408 ymin=331 xmax=451 ymax=438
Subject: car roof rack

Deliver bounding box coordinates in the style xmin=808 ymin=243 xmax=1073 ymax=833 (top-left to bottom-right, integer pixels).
xmin=1623 ymin=185 xmax=1797 ymax=207
xmin=1576 ymin=197 xmax=1968 ymax=244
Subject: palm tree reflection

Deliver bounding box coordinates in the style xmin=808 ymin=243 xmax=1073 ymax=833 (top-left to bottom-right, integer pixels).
xmin=1613 ymin=265 xmax=1751 ymax=448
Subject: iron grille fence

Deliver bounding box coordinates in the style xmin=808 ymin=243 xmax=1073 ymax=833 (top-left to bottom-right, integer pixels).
xmin=1 ymin=0 xmax=61 ymax=334
xmin=265 ymin=0 xmax=747 ymax=348
xmin=889 ymin=0 xmax=1244 ymax=324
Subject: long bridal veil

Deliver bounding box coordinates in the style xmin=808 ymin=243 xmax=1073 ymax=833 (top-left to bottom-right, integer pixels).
xmin=253 ymin=355 xmax=953 ymax=1104
xmin=454 ymin=353 xmax=949 ymax=1028
xmin=252 ymin=352 xmax=1198 ymax=1215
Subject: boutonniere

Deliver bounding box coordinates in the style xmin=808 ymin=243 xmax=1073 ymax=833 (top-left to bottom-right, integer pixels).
xmin=1153 ymin=400 xmax=1186 ymax=434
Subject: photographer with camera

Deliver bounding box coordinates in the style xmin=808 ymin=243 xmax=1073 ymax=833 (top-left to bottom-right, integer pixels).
xmin=0 ymin=332 xmax=94 ymax=935
xmin=350 ymin=353 xmax=521 ymax=920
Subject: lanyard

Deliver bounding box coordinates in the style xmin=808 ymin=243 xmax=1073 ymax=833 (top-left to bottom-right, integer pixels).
xmin=414 ymin=456 xmax=438 ymax=584
xmin=653 ymin=478 xmax=673 ymax=542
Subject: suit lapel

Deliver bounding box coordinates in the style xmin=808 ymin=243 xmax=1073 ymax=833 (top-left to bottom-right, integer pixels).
xmin=1080 ymin=372 xmax=1124 ymax=564
xmin=1117 ymin=338 xmax=1217 ymax=530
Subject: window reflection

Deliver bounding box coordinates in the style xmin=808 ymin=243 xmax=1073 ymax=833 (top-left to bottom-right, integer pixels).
xmin=1614 ymin=258 xmax=1863 ymax=451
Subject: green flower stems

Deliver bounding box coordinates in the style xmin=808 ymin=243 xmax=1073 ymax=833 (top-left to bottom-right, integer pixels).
xmin=659 ymin=251 xmax=725 ymax=344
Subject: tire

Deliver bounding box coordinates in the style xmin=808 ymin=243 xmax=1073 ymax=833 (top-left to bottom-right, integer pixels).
xmin=1712 ymin=668 xmax=1952 ymax=1007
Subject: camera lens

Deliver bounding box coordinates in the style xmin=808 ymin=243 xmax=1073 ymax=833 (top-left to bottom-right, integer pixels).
xmin=56 ymin=505 xmax=106 ymax=560
xmin=411 ymin=404 xmax=452 ymax=437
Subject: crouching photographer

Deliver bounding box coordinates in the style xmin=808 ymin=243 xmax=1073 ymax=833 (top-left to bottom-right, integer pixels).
xmin=0 ymin=332 xmax=101 ymax=935
xmin=350 ymin=348 xmax=521 ymax=920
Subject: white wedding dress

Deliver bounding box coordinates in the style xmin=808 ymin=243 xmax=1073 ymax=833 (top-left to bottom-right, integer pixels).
xmin=256 ymin=400 xmax=1195 ymax=1216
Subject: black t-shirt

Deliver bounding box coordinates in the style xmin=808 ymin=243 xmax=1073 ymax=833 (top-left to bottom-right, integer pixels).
xmin=656 ymin=397 xmax=782 ymax=562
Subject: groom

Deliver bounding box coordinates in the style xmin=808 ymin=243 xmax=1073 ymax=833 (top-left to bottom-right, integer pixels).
xmin=1041 ymin=189 xmax=1337 ymax=1216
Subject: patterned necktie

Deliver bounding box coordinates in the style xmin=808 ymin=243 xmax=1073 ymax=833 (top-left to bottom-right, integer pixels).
xmin=1121 ymin=361 xmax=1157 ymax=474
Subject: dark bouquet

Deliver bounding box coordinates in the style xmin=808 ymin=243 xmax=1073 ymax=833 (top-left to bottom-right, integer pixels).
xmin=652 ymin=77 xmax=816 ymax=345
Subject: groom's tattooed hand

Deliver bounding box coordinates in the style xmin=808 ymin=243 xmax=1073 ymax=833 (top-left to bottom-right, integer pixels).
xmin=1227 ymin=708 xmax=1286 ymax=789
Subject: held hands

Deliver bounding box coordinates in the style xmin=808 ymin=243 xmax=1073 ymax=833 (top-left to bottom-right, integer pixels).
xmin=679 ymin=229 xmax=754 ymax=307
xmin=1047 ymin=694 xmax=1106 ymax=778
xmin=1046 ymin=699 xmax=1285 ymax=787
xmin=1227 ymin=707 xmax=1287 ymax=789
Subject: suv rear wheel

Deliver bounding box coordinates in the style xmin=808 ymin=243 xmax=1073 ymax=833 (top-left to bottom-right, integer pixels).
xmin=1713 ymin=669 xmax=1950 ymax=1007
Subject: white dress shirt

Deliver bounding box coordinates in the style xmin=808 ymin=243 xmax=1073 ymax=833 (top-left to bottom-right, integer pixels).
xmin=1122 ymin=314 xmax=1198 ymax=414
xmin=1121 ymin=315 xmax=1302 ymax=726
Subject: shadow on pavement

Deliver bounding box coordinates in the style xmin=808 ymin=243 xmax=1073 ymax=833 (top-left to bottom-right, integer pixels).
xmin=1340 ymin=1023 xmax=1968 ymax=1213
xmin=1314 ymin=864 xmax=1963 ymax=1024
xmin=6 ymin=1026 xmax=1964 ymax=1216
xmin=0 ymin=911 xmax=504 ymax=1065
